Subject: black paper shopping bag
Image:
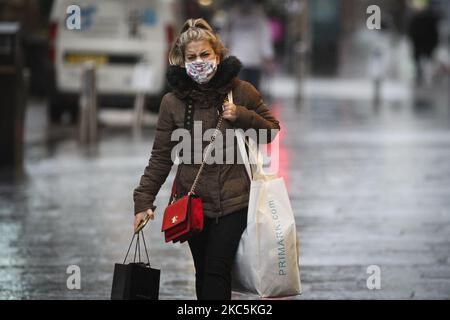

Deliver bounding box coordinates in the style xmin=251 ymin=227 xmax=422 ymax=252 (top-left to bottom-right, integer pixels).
xmin=111 ymin=230 xmax=160 ymax=300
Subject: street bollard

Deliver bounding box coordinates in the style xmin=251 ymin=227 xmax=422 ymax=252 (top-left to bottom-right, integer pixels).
xmin=132 ymin=92 xmax=145 ymax=138
xmin=79 ymin=61 xmax=98 ymax=145
xmin=131 ymin=61 xmax=152 ymax=138
xmin=369 ymin=48 xmax=385 ymax=107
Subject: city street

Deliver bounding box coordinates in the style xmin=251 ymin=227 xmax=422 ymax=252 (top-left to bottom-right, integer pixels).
xmin=1 ymin=15 xmax=450 ymax=299
xmin=1 ymin=62 xmax=450 ymax=299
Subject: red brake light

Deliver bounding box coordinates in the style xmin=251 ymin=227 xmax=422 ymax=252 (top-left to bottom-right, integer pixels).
xmin=48 ymin=22 xmax=58 ymax=63
xmin=166 ymin=25 xmax=175 ymax=45
xmin=166 ymin=25 xmax=175 ymax=63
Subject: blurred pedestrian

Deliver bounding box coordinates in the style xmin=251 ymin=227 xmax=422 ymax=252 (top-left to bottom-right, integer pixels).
xmin=407 ymin=0 xmax=440 ymax=86
xmin=268 ymin=11 xmax=285 ymax=57
xmin=221 ymin=0 xmax=275 ymax=91
xmin=133 ymin=18 xmax=280 ymax=300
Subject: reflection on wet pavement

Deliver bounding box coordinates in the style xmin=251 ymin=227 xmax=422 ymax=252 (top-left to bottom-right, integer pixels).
xmin=1 ymin=78 xmax=450 ymax=299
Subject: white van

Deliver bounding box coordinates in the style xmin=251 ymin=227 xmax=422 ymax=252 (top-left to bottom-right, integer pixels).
xmin=47 ymin=0 xmax=181 ymax=123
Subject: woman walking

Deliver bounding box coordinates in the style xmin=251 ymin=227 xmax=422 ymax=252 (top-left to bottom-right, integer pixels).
xmin=133 ymin=18 xmax=280 ymax=300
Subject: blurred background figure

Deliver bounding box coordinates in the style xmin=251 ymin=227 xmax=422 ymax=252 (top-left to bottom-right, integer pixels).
xmin=267 ymin=9 xmax=284 ymax=58
xmin=221 ymin=0 xmax=274 ymax=91
xmin=407 ymin=0 xmax=440 ymax=86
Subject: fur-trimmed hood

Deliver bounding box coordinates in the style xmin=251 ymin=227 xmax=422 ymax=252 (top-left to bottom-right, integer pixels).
xmin=166 ymin=56 xmax=243 ymax=100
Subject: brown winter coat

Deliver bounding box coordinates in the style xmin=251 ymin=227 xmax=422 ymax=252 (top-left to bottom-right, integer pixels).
xmin=133 ymin=56 xmax=280 ymax=218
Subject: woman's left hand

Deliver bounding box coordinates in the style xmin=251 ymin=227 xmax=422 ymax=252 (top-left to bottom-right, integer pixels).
xmin=222 ymin=101 xmax=237 ymax=122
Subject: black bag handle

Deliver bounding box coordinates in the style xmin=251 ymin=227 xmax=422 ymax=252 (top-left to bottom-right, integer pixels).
xmin=123 ymin=230 xmax=151 ymax=266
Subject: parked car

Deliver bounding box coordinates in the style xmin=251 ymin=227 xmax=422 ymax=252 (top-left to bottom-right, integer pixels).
xmin=47 ymin=0 xmax=181 ymax=123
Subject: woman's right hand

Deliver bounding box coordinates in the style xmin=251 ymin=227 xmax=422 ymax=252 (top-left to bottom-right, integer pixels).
xmin=134 ymin=209 xmax=155 ymax=233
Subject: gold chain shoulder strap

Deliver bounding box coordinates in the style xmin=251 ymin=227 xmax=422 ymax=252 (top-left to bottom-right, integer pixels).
xmin=189 ymin=92 xmax=231 ymax=194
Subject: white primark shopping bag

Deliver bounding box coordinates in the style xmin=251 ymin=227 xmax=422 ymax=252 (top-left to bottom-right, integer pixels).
xmin=231 ymin=93 xmax=301 ymax=298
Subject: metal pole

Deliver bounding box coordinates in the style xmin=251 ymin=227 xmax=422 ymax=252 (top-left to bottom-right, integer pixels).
xmin=132 ymin=92 xmax=145 ymax=137
xmin=79 ymin=61 xmax=98 ymax=145
xmin=370 ymin=48 xmax=384 ymax=108
xmin=88 ymin=63 xmax=98 ymax=143
xmin=294 ymin=0 xmax=310 ymax=104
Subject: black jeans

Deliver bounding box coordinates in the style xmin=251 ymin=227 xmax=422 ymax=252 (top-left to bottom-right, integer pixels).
xmin=188 ymin=207 xmax=248 ymax=300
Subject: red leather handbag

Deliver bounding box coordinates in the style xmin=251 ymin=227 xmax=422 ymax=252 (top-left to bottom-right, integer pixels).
xmin=161 ymin=114 xmax=224 ymax=243
xmin=161 ymin=187 xmax=204 ymax=243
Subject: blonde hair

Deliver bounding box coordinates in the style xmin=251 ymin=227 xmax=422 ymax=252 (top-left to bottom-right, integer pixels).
xmin=169 ymin=18 xmax=228 ymax=66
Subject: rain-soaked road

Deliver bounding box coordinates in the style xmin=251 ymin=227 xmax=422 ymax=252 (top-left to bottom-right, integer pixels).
xmin=1 ymin=77 xmax=450 ymax=300
xmin=1 ymin=71 xmax=450 ymax=299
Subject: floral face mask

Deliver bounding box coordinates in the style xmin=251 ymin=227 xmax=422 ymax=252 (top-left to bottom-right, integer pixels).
xmin=185 ymin=59 xmax=218 ymax=84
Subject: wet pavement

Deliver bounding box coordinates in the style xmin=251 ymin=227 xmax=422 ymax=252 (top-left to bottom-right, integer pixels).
xmin=1 ymin=34 xmax=450 ymax=300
